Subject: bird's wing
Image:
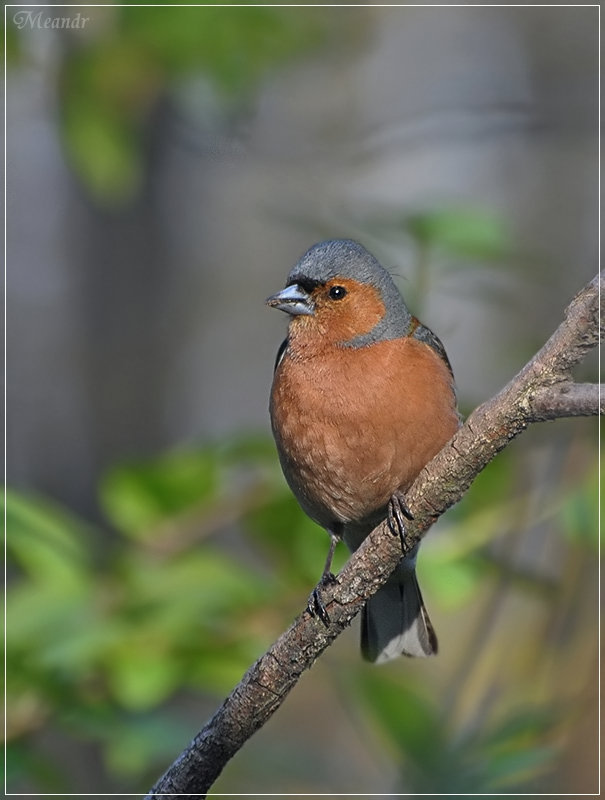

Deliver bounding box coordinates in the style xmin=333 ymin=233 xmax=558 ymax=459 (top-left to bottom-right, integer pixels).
xmin=274 ymin=338 xmax=288 ymax=372
xmin=412 ymin=323 xmax=455 ymax=381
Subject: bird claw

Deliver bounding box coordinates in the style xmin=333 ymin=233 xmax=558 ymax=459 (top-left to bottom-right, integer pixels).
xmin=387 ymin=491 xmax=414 ymax=553
xmin=307 ymin=572 xmax=337 ymax=627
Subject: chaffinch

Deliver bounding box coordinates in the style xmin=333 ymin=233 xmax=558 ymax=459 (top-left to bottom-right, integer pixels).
xmin=266 ymin=239 xmax=460 ymax=663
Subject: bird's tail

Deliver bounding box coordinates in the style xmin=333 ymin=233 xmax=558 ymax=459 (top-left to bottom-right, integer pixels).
xmin=361 ymin=562 xmax=438 ymax=663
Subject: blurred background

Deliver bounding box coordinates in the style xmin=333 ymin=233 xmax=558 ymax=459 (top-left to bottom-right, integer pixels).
xmin=5 ymin=3 xmax=599 ymax=795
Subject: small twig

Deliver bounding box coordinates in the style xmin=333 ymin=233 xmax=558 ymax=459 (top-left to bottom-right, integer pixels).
xmin=145 ymin=272 xmax=602 ymax=799
xmin=531 ymin=382 xmax=601 ymax=419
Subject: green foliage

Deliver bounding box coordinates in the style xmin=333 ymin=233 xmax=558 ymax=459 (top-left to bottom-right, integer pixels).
xmin=3 ymin=16 xmax=22 ymax=64
xmin=100 ymin=446 xmax=220 ymax=539
xmin=5 ymin=442 xmax=284 ymax=790
xmin=368 ymin=205 xmax=516 ymax=312
xmin=475 ymin=708 xmax=560 ymax=790
xmin=558 ymin=467 xmax=599 ymax=550
xmin=103 ymin=713 xmax=194 ymax=778
xmin=246 ymin=491 xmax=347 ymax=587
xmin=6 ymin=6 xmax=326 ymax=204
xmin=357 ymin=672 xmax=447 ymax=771
xmin=6 ymin=429 xmax=597 ymax=793
xmin=356 ymin=669 xmax=560 ymax=793
xmin=7 ymin=488 xmax=94 ymax=583
xmin=406 ymin=207 xmax=511 ymax=262
xmin=119 ymin=6 xmax=325 ymax=95
xmin=6 ymin=741 xmax=69 ymax=794
xmin=419 ymin=453 xmax=516 ymax=606
xmin=59 ymin=41 xmax=155 ymax=205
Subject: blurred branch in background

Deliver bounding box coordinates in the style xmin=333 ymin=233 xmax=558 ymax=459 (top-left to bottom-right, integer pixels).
xmin=145 ymin=272 xmax=602 ymax=798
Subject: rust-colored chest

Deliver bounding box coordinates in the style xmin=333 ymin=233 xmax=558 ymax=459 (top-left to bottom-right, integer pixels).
xmin=270 ymin=335 xmax=459 ymax=528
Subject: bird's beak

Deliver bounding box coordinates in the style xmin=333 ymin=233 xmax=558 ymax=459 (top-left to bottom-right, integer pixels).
xmin=266 ymin=284 xmax=315 ymax=316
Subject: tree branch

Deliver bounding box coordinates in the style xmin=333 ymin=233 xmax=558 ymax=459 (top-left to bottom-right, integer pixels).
xmin=145 ymin=272 xmax=602 ymax=799
xmin=531 ymin=382 xmax=602 ymax=418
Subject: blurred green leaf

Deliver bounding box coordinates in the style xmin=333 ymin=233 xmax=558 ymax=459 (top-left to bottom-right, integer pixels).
xmin=5 ymin=424 xmax=594 ymax=793
xmin=245 ymin=489 xmax=346 ymax=586
xmin=100 ymin=546 xmax=274 ymax=704
xmin=356 ymin=672 xmax=447 ymax=770
xmin=406 ymin=207 xmax=510 ymax=261
xmin=104 ymin=712 xmax=194 ymax=777
xmin=420 ymin=548 xmax=485 ymax=607
xmin=100 ymin=447 xmax=220 ymax=538
xmin=420 ymin=464 xmax=518 ymax=607
xmin=485 ymin=745 xmax=557 ymax=789
xmin=59 ymin=41 xmax=159 ymax=204
xmin=6 ymin=741 xmax=69 ymax=793
xmin=218 ymin=431 xmax=282 ymax=466
xmin=61 ymin=96 xmax=143 ymax=204
xmin=120 ymin=6 xmax=324 ymax=94
xmin=5 ymin=489 xmax=93 ymax=586
xmin=119 ymin=547 xmax=271 ymax=620
xmin=53 ymin=6 xmax=326 ymax=203
xmin=358 ymin=669 xmax=561 ymax=793
xmin=474 ymin=708 xmax=560 ymax=790
xmin=106 ymin=645 xmax=182 ymax=711
xmin=4 ymin=17 xmax=22 ymax=64
xmin=7 ymin=583 xmax=110 ymax=676
xmin=457 ymin=450 xmax=515 ymax=514
xmin=189 ymin=642 xmax=266 ymax=695
xmin=558 ymin=467 xmax=599 ymax=550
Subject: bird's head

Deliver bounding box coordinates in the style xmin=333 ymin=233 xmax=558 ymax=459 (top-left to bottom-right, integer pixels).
xmin=266 ymin=239 xmax=412 ymax=348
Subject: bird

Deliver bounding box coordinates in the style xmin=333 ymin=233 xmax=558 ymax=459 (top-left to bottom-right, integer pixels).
xmin=266 ymin=239 xmax=460 ymax=663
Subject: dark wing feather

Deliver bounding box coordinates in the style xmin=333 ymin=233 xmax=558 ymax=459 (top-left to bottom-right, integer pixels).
xmin=412 ymin=324 xmax=455 ymax=380
xmin=274 ymin=338 xmax=288 ymax=373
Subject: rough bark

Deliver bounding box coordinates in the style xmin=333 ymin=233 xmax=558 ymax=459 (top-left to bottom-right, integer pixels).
xmin=146 ymin=272 xmax=602 ymax=799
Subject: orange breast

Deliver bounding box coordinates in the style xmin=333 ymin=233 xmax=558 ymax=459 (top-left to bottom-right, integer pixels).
xmin=270 ymin=336 xmax=460 ymax=529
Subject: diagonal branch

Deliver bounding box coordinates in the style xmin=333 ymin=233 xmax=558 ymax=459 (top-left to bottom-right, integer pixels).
xmin=145 ymin=272 xmax=602 ymax=800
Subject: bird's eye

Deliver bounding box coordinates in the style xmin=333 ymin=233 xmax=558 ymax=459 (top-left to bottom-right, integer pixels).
xmin=328 ymin=285 xmax=347 ymax=300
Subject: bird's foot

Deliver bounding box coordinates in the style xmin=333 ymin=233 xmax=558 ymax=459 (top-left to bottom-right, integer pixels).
xmin=387 ymin=491 xmax=414 ymax=553
xmin=307 ymin=572 xmax=338 ymax=627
